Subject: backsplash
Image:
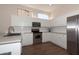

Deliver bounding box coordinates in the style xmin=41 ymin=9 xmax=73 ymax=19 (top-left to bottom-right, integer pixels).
xmin=12 ymin=26 xmax=49 ymax=33
xmin=40 ymin=27 xmax=50 ymax=32
xmin=5 ymin=26 xmax=66 ymax=34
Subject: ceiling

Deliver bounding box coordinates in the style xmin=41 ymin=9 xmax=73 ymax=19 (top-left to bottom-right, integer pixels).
xmin=21 ymin=4 xmax=79 ymax=17
xmin=21 ymin=4 xmax=79 ymax=12
xmin=21 ymin=4 xmax=58 ymax=12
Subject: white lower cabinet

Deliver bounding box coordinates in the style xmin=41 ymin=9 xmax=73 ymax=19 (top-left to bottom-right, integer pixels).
xmin=0 ymin=43 xmax=21 ymax=55
xmin=42 ymin=33 xmax=53 ymax=42
xmin=42 ymin=33 xmax=67 ymax=49
xmin=22 ymin=33 xmax=33 ymax=46
xmin=49 ymin=33 xmax=67 ymax=49
xmin=21 ymin=33 xmax=67 ymax=49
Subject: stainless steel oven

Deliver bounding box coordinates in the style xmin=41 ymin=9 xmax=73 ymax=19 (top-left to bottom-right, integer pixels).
xmin=32 ymin=22 xmax=42 ymax=45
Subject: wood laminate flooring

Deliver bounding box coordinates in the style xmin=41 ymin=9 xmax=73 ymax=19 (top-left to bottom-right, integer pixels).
xmin=22 ymin=42 xmax=68 ymax=55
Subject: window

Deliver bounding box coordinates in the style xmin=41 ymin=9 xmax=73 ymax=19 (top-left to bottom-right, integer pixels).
xmin=17 ymin=8 xmax=33 ymax=16
xmin=37 ymin=13 xmax=49 ymax=20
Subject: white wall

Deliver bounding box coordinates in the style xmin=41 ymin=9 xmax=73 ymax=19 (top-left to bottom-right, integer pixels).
xmin=0 ymin=5 xmax=30 ymax=33
xmin=51 ymin=4 xmax=79 ymax=18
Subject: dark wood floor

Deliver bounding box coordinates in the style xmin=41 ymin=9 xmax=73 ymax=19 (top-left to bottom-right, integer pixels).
xmin=22 ymin=42 xmax=68 ymax=55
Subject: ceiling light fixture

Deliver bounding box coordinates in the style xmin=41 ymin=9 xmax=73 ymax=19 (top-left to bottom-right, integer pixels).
xmin=49 ymin=4 xmax=52 ymax=6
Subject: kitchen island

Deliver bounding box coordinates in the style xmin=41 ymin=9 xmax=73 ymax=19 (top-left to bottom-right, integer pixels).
xmin=0 ymin=33 xmax=21 ymax=55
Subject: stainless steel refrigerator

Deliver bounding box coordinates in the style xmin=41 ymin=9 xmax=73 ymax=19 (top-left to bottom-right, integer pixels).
xmin=67 ymin=15 xmax=79 ymax=55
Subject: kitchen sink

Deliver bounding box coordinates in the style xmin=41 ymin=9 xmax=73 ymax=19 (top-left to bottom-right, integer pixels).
xmin=4 ymin=33 xmax=21 ymax=37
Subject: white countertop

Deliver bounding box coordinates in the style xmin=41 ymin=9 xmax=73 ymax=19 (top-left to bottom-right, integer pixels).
xmin=0 ymin=31 xmax=66 ymax=45
xmin=0 ymin=34 xmax=21 ymax=45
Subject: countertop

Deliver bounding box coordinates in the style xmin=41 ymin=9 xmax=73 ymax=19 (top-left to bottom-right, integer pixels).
xmin=0 ymin=31 xmax=66 ymax=45
xmin=22 ymin=32 xmax=66 ymax=34
xmin=0 ymin=34 xmax=21 ymax=45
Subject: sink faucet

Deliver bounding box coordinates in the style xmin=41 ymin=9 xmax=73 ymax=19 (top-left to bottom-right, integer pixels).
xmin=8 ymin=26 xmax=15 ymax=34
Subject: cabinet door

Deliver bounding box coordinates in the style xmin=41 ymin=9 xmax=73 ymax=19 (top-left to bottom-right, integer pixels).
xmin=67 ymin=15 xmax=78 ymax=54
xmin=42 ymin=33 xmax=48 ymax=42
xmin=0 ymin=43 xmax=21 ymax=55
xmin=22 ymin=34 xmax=33 ymax=46
xmin=42 ymin=33 xmax=52 ymax=42
xmin=50 ymin=33 xmax=66 ymax=49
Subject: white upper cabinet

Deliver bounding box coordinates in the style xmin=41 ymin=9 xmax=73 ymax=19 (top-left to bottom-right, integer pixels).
xmin=52 ymin=16 xmax=67 ymax=26
xmin=11 ymin=15 xmax=51 ymax=27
